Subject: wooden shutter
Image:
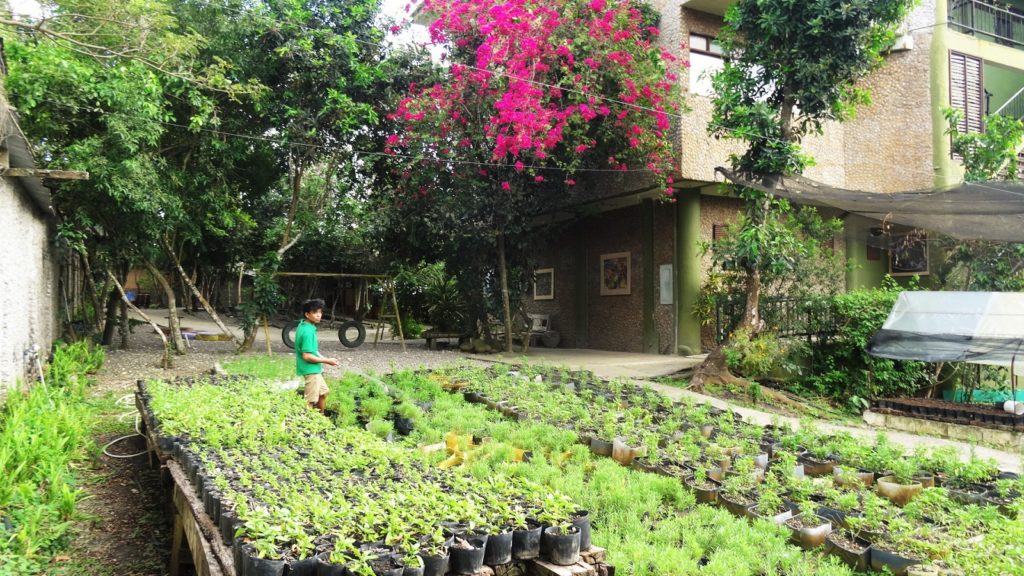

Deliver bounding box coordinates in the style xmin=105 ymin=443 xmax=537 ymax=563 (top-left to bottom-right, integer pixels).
xmin=712 ymin=223 xmax=727 ymax=243
xmin=949 ymin=51 xmax=984 ymax=134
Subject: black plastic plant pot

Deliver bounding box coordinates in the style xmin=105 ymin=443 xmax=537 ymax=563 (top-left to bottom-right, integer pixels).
xmin=543 ymin=526 xmax=581 ymax=566
xmin=571 ymin=510 xmax=592 ymax=551
xmin=232 ymin=540 xmax=251 ymax=576
xmin=418 ymin=552 xmax=448 ymax=576
xmin=249 ymin=555 xmax=287 ymax=576
xmin=369 ymin=556 xmax=404 ymax=576
xmin=483 ymin=529 xmax=513 ymax=565
xmin=448 ymin=535 xmax=487 ymax=574
xmin=870 ymin=544 xmax=922 ymax=576
xmin=288 ymin=555 xmax=320 ymax=576
xmin=824 ymin=532 xmax=870 ymax=572
xmin=590 ymin=437 xmax=613 ymax=457
xmin=316 ymin=552 xmax=350 ymax=576
xmin=512 ymin=525 xmax=543 ymax=560
xmin=401 ymin=566 xmax=424 ymax=576
xmin=219 ymin=509 xmax=238 ymax=545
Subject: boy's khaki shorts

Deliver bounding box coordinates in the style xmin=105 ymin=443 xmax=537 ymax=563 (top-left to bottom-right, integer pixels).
xmin=303 ymin=373 xmax=329 ymax=403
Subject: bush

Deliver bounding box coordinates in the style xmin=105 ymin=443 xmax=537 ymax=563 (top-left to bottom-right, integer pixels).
xmin=797 ymin=279 xmax=929 ymax=409
xmin=723 ymin=328 xmax=791 ymax=380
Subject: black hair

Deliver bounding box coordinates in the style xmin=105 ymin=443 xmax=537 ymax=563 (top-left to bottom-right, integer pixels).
xmin=302 ymin=298 xmax=326 ymax=314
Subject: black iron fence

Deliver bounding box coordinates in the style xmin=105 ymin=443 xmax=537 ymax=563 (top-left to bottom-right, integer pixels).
xmin=949 ymin=0 xmax=1024 ymax=49
xmin=714 ymin=296 xmax=837 ymax=345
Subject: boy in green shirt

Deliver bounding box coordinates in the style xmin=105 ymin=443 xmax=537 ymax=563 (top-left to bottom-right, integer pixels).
xmin=295 ymin=298 xmax=338 ymax=413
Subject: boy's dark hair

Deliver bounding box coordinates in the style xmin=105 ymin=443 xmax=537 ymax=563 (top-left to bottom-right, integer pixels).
xmin=302 ymin=298 xmax=326 ymax=314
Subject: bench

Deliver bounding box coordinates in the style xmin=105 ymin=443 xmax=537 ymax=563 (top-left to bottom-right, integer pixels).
xmin=423 ymin=329 xmax=470 ymax=350
xmin=520 ymin=313 xmax=560 ymax=349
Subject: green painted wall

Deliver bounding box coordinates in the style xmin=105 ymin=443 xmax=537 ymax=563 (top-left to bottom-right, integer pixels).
xmin=845 ymin=216 xmax=888 ymax=290
xmin=984 ymin=62 xmax=1024 ymax=113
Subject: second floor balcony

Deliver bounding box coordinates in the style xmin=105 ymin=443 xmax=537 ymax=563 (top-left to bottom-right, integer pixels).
xmin=949 ymin=0 xmax=1024 ymax=49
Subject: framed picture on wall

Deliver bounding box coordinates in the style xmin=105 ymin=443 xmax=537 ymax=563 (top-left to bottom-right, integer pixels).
xmin=533 ymin=268 xmax=554 ymax=300
xmin=600 ymin=252 xmax=631 ymax=296
xmin=890 ymin=232 xmax=929 ymax=276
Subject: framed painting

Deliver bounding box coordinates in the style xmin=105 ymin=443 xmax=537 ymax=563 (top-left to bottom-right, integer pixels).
xmin=533 ymin=268 xmax=554 ymax=300
xmin=600 ymin=252 xmax=631 ymax=296
xmin=890 ymin=232 xmax=929 ymax=276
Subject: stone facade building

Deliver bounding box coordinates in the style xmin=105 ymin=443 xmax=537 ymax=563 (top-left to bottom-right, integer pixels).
xmin=525 ymin=0 xmax=1024 ymax=354
xmin=0 ymin=98 xmax=59 ymax=397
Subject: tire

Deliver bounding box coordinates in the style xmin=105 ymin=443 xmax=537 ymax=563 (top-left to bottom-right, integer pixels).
xmin=338 ymin=320 xmax=366 ymax=348
xmin=282 ymin=320 xmax=300 ymax=349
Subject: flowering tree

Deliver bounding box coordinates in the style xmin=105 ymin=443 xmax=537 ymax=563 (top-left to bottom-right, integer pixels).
xmin=387 ymin=0 xmax=680 ymax=350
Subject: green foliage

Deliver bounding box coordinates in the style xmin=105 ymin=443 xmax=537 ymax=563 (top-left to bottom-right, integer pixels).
xmin=945 ymin=109 xmax=1024 ymax=183
xmin=797 ymin=278 xmax=930 ymax=406
xmin=0 ymin=344 xmax=101 ymax=573
xmin=238 ymin=252 xmax=286 ymax=339
xmin=723 ymin=328 xmax=790 ymax=380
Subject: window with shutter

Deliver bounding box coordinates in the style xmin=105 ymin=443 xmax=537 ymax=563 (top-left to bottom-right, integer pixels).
xmin=949 ymin=51 xmax=984 ymax=135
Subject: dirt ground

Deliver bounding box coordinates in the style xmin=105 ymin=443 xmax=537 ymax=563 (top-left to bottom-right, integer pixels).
xmin=44 ymin=315 xmax=462 ymax=576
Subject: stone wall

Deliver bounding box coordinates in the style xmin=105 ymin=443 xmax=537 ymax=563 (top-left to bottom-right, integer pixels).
xmin=0 ymin=168 xmax=58 ymax=397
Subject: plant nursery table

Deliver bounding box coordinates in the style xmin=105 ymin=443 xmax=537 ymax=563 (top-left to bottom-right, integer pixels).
xmin=167 ymin=460 xmax=235 ymax=576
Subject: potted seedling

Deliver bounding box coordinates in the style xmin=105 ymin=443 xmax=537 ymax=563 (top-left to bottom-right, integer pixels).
xmin=367 ymin=419 xmax=395 ymax=442
xmin=798 ymin=441 xmax=836 ymax=477
xmin=877 ymin=458 xmax=923 ymax=507
xmin=719 ymin=459 xmax=758 ymax=518
xmin=749 ymin=476 xmax=791 ymax=524
xmin=785 ymin=499 xmax=832 ymax=549
xmin=541 ymin=520 xmax=581 ymax=566
xmin=685 ymin=465 xmax=719 ymax=504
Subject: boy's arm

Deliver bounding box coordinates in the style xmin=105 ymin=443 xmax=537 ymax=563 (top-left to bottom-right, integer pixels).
xmin=302 ymin=351 xmax=338 ymax=366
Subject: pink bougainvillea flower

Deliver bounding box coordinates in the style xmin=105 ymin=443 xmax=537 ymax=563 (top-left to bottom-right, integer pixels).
xmin=501 ymin=181 xmax=511 ymax=190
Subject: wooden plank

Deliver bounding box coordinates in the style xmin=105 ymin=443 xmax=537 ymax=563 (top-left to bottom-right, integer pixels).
xmin=528 ymin=559 xmax=596 ymax=576
xmin=1 ymin=167 xmax=89 ymax=180
xmin=579 ymin=547 xmax=606 ymax=565
xmin=168 ymin=461 xmax=234 ymax=576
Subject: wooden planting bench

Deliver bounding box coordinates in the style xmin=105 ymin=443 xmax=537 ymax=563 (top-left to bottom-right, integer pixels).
xmin=422 ymin=328 xmax=470 ymax=350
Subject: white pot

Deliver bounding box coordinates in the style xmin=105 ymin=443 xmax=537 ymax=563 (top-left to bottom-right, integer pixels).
xmin=1003 ymin=400 xmax=1024 ymax=415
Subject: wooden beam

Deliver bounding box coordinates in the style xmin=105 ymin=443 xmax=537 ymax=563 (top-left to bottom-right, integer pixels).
xmin=2 ymin=167 xmax=89 ymax=180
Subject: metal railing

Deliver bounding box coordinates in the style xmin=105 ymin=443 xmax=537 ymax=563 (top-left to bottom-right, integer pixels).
xmin=714 ymin=296 xmax=836 ymax=344
xmin=995 ymin=85 xmax=1024 ymax=121
xmin=949 ymin=0 xmax=1024 ymax=49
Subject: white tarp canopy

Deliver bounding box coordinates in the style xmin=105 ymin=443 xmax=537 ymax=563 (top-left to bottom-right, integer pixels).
xmin=867 ymin=291 xmax=1024 ymax=368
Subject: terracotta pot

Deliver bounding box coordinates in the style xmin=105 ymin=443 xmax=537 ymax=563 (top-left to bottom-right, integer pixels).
xmin=876 ymin=476 xmax=923 ymax=507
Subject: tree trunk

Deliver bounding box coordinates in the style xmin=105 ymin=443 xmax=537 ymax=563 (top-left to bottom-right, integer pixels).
xmin=80 ymin=251 xmax=105 ymax=334
xmin=119 ymin=298 xmax=129 ymax=350
xmin=238 ymin=329 xmax=258 ymax=353
xmin=101 ymin=287 xmax=120 ymax=345
xmin=162 ymin=237 xmax=242 ymax=346
xmin=689 ymin=345 xmax=745 ymax=389
xmin=109 ymin=271 xmax=171 ymax=369
xmin=146 ymin=261 xmax=187 ymax=354
xmin=741 ymin=265 xmax=763 ymax=332
xmin=497 ymin=230 xmax=513 ymax=353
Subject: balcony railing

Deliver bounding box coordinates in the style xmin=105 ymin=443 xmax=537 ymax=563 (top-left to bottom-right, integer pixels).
xmin=949 ymin=0 xmax=1024 ymax=49
xmin=994 ymin=85 xmax=1024 ymax=121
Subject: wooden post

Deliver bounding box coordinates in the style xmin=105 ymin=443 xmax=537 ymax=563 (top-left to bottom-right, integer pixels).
xmin=263 ymin=316 xmax=272 ymax=356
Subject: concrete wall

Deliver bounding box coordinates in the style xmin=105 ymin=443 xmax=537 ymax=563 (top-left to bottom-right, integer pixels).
xmin=0 ymin=172 xmax=58 ymax=397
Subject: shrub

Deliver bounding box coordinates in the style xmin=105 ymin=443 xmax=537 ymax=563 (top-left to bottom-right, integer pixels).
xmin=797 ymin=279 xmax=929 ymax=408
xmin=723 ymin=328 xmax=791 ymax=380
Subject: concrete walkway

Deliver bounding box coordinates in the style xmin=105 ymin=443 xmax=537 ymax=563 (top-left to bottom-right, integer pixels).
xmin=473 ymin=349 xmax=1023 ymax=473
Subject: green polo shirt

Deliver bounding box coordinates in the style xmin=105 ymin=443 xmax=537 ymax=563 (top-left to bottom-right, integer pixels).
xmin=294 ymin=320 xmax=322 ymax=376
